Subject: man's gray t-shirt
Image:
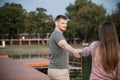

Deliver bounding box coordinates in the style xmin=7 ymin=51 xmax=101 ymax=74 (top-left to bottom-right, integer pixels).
xmin=49 ymin=30 xmax=69 ymax=69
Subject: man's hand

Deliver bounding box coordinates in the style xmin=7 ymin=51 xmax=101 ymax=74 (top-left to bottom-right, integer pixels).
xmin=73 ymin=49 xmax=81 ymax=58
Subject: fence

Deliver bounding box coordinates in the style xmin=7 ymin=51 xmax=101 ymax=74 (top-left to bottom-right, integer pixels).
xmin=0 ymin=38 xmax=81 ymax=46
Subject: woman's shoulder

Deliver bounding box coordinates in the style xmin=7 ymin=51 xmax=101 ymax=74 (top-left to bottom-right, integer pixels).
xmin=89 ymin=41 xmax=100 ymax=57
xmin=91 ymin=41 xmax=100 ymax=44
xmin=90 ymin=41 xmax=100 ymax=48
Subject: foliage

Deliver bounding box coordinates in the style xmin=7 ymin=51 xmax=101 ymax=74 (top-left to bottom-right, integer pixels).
xmin=82 ymin=56 xmax=92 ymax=80
xmin=0 ymin=3 xmax=54 ymax=40
xmin=108 ymin=2 xmax=120 ymax=41
xmin=65 ymin=0 xmax=106 ymax=42
xmin=0 ymin=3 xmax=25 ymax=39
xmin=0 ymin=1 xmax=120 ymax=43
xmin=23 ymin=7 xmax=54 ymax=38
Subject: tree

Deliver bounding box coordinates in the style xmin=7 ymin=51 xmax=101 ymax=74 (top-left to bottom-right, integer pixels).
xmin=36 ymin=8 xmax=51 ymax=38
xmin=109 ymin=2 xmax=120 ymax=41
xmin=0 ymin=3 xmax=25 ymax=42
xmin=24 ymin=7 xmax=54 ymax=39
xmin=24 ymin=11 xmax=37 ymax=35
xmin=65 ymin=0 xmax=106 ymax=42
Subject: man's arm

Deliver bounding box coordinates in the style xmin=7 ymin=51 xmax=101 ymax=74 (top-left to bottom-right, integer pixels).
xmin=58 ymin=40 xmax=80 ymax=58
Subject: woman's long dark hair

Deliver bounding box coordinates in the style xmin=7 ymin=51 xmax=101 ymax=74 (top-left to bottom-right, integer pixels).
xmin=99 ymin=21 xmax=119 ymax=73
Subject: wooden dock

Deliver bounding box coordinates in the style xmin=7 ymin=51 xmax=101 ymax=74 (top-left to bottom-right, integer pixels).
xmin=0 ymin=58 xmax=50 ymax=80
xmin=0 ymin=53 xmax=82 ymax=80
xmin=16 ymin=58 xmax=50 ymax=68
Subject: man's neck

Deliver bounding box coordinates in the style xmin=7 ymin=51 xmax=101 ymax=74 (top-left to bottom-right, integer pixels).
xmin=55 ymin=28 xmax=63 ymax=33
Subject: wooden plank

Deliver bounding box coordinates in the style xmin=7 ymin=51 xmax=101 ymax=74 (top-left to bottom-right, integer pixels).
xmin=0 ymin=58 xmax=50 ymax=80
xmin=16 ymin=58 xmax=50 ymax=67
xmin=0 ymin=54 xmax=8 ymax=58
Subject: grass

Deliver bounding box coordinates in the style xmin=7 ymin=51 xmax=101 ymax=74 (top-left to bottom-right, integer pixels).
xmin=5 ymin=45 xmax=48 ymax=49
xmin=0 ymin=45 xmax=49 ymax=55
xmin=0 ymin=44 xmax=92 ymax=80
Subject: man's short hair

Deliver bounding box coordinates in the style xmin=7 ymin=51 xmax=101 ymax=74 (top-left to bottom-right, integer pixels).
xmin=55 ymin=15 xmax=67 ymax=21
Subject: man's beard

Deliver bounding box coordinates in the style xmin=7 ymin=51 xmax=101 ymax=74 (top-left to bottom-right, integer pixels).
xmin=59 ymin=27 xmax=66 ymax=32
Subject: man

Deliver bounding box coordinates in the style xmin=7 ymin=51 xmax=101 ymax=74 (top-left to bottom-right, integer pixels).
xmin=48 ymin=15 xmax=80 ymax=80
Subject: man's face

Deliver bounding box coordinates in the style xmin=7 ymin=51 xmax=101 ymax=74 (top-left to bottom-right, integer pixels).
xmin=56 ymin=19 xmax=67 ymax=32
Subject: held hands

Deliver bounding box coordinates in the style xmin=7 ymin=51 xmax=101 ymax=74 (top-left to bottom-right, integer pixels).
xmin=73 ymin=49 xmax=82 ymax=58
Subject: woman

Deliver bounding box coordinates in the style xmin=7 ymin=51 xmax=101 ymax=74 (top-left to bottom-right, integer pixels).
xmin=80 ymin=21 xmax=120 ymax=80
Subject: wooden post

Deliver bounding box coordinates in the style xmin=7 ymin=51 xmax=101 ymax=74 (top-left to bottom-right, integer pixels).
xmin=2 ymin=40 xmax=5 ymax=47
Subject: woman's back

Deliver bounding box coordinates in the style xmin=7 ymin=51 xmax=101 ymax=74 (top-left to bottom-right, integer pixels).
xmin=81 ymin=21 xmax=120 ymax=80
xmin=90 ymin=41 xmax=120 ymax=80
